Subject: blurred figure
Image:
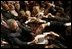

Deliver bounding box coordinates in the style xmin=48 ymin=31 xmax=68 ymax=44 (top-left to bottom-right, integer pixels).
xmin=8 ymin=4 xmax=18 ymax=16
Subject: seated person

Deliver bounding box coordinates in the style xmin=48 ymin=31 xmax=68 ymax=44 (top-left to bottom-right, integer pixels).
xmin=4 ymin=19 xmax=33 ymax=47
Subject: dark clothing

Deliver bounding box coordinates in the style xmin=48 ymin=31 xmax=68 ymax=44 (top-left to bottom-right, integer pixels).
xmin=44 ymin=21 xmax=71 ymax=48
xmin=7 ymin=31 xmax=27 ymax=46
xmin=49 ymin=21 xmax=66 ymax=37
xmin=49 ymin=21 xmax=71 ymax=48
xmin=1 ymin=23 xmax=33 ymax=47
xmin=42 ymin=16 xmax=70 ymax=23
xmin=50 ymin=21 xmax=66 ymax=32
xmin=44 ymin=21 xmax=66 ymax=37
xmin=1 ymin=9 xmax=17 ymax=20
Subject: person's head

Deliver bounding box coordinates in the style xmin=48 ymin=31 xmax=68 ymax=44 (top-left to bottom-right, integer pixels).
xmin=8 ymin=4 xmax=15 ymax=10
xmin=7 ymin=19 xmax=18 ymax=30
xmin=25 ymin=10 xmax=31 ymax=17
xmin=24 ymin=1 xmax=29 ymax=4
xmin=14 ymin=1 xmax=20 ymax=11
xmin=33 ymin=6 xmax=40 ymax=15
xmin=19 ymin=10 xmax=25 ymax=16
xmin=2 ymin=4 xmax=10 ymax=11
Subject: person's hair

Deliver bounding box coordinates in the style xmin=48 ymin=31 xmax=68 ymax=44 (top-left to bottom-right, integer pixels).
xmin=14 ymin=2 xmax=20 ymax=11
xmin=7 ymin=19 xmax=16 ymax=28
xmin=25 ymin=10 xmax=31 ymax=17
xmin=1 ymin=3 xmax=10 ymax=11
xmin=19 ymin=10 xmax=25 ymax=16
xmin=8 ymin=4 xmax=15 ymax=10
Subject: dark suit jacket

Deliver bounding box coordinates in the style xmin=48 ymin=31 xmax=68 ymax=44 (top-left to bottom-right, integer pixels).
xmin=44 ymin=21 xmax=66 ymax=37
xmin=42 ymin=15 xmax=70 ymax=23
xmin=50 ymin=21 xmax=66 ymax=32
xmin=1 ymin=9 xmax=17 ymax=20
xmin=1 ymin=23 xmax=33 ymax=47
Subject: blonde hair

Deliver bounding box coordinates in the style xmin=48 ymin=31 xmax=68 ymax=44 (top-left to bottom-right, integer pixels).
xmin=20 ymin=10 xmax=25 ymax=16
xmin=7 ymin=19 xmax=16 ymax=28
xmin=25 ymin=10 xmax=31 ymax=17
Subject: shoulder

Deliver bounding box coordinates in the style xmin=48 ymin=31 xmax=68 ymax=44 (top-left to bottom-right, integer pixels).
xmin=8 ymin=33 xmax=19 ymax=38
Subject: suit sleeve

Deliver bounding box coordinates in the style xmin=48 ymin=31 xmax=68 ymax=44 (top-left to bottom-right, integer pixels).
xmin=8 ymin=34 xmax=28 ymax=46
xmin=49 ymin=21 xmax=66 ymax=32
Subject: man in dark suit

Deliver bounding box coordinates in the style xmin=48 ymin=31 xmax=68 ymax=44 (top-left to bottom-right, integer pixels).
xmin=1 ymin=19 xmax=33 ymax=47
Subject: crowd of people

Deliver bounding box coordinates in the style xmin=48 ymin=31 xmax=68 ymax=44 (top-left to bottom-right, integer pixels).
xmin=1 ymin=1 xmax=71 ymax=48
